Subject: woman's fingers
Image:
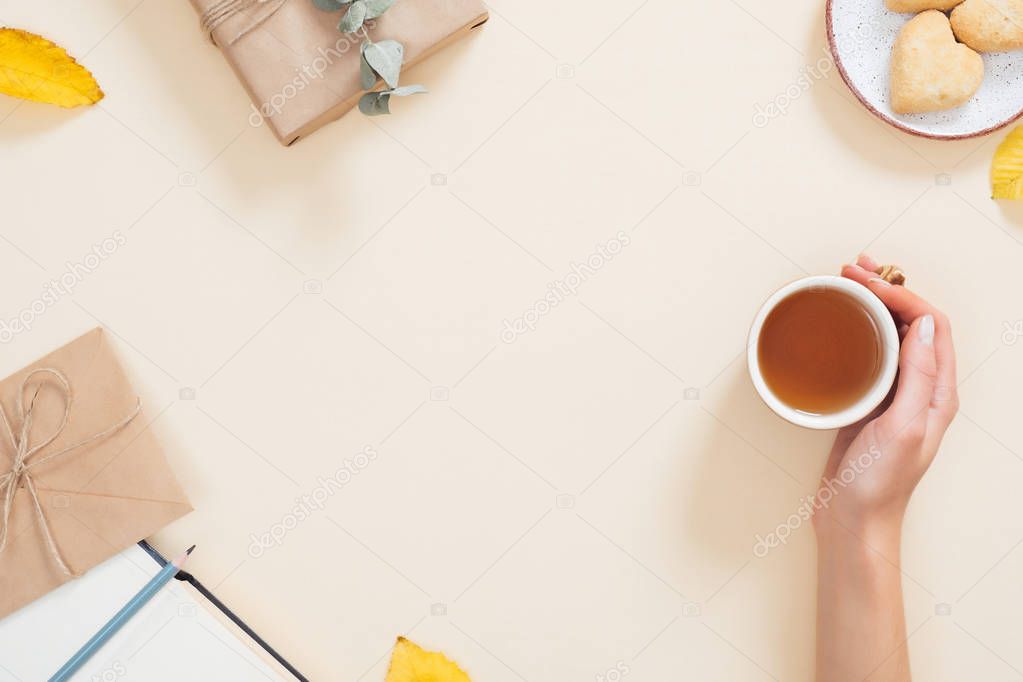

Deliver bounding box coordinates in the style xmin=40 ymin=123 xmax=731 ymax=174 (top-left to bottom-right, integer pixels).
xmin=856 ymin=253 xmax=880 ymax=271
xmin=843 ymin=261 xmax=939 ymax=332
xmin=840 ymin=261 xmax=958 ymax=403
xmin=876 ymin=315 xmax=938 ymax=445
xmin=841 ymin=264 xmax=908 ymax=327
xmin=861 ymin=276 xmax=957 ymax=399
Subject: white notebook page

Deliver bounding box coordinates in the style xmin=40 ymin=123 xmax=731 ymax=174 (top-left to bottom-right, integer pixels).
xmin=0 ymin=545 xmax=286 ymax=681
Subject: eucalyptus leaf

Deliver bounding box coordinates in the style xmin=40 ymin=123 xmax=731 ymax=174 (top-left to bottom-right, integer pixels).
xmin=388 ymin=84 xmax=427 ymax=96
xmin=363 ymin=0 xmax=396 ymax=19
xmin=312 ymin=0 xmax=348 ymax=9
xmin=326 ymin=0 xmax=427 ymax=117
xmin=358 ymin=91 xmax=391 ymax=116
xmin=357 ymin=85 xmax=425 ymax=116
xmin=362 ymin=39 xmax=404 ymax=89
xmin=359 ymin=50 xmax=377 ymax=90
xmin=338 ymin=1 xmax=367 ymax=32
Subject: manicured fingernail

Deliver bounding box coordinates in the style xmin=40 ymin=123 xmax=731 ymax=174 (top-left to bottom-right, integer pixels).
xmin=868 ymin=277 xmax=891 ymax=287
xmin=919 ymin=314 xmax=935 ymax=345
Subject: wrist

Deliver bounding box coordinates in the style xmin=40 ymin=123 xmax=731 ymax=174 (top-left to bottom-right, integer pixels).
xmin=814 ymin=508 xmax=904 ymax=560
xmin=814 ymin=505 xmax=911 ymax=682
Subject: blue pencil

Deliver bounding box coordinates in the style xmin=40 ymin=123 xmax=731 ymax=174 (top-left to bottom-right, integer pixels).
xmin=50 ymin=545 xmax=195 ymax=682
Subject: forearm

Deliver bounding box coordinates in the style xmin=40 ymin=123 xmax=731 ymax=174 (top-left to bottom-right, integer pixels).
xmin=815 ymin=516 xmax=910 ymax=682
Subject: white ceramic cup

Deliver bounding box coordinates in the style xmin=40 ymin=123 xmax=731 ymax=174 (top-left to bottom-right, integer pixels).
xmin=747 ymin=275 xmax=900 ymax=430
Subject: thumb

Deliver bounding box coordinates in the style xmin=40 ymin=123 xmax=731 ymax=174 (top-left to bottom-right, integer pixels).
xmin=876 ymin=314 xmax=937 ymax=443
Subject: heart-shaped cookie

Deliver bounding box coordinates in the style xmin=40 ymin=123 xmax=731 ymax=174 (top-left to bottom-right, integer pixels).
xmin=951 ymin=0 xmax=1023 ymax=52
xmin=887 ymin=0 xmax=963 ymax=12
xmin=890 ymin=10 xmax=984 ymax=114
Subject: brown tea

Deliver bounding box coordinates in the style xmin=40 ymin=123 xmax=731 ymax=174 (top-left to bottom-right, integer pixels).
xmin=757 ymin=288 xmax=882 ymax=415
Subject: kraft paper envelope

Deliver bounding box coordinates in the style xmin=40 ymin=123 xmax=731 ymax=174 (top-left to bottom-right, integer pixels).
xmin=189 ymin=0 xmax=489 ymax=144
xmin=0 ymin=328 xmax=191 ymax=620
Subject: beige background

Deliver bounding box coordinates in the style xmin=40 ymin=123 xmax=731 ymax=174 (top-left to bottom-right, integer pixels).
xmin=2 ymin=0 xmax=1023 ymax=680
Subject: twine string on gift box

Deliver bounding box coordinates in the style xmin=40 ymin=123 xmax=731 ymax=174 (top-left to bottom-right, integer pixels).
xmin=200 ymin=0 xmax=289 ymax=46
xmin=0 ymin=368 xmax=141 ymax=576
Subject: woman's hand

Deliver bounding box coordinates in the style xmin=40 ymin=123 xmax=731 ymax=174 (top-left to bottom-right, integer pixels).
xmin=815 ymin=254 xmax=959 ymax=540
xmin=814 ymin=254 xmax=958 ymax=682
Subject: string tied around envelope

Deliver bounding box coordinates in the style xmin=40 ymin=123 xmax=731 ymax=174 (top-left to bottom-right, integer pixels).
xmin=0 ymin=368 xmax=141 ymax=577
xmin=199 ymin=0 xmax=289 ymax=47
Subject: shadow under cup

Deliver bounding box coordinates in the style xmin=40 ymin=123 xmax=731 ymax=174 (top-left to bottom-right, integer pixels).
xmin=747 ymin=276 xmax=900 ymax=430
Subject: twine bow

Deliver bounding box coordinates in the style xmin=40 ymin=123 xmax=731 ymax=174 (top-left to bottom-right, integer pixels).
xmin=199 ymin=0 xmax=289 ymax=46
xmin=0 ymin=368 xmax=141 ymax=576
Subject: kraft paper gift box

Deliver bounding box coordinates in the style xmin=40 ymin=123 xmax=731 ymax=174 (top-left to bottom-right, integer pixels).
xmin=0 ymin=328 xmax=191 ymax=619
xmin=189 ymin=0 xmax=490 ymax=145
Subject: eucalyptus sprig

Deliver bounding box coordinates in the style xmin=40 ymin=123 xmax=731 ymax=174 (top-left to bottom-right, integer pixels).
xmin=311 ymin=0 xmax=426 ymax=116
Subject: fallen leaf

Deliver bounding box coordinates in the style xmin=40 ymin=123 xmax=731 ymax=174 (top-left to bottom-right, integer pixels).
xmin=384 ymin=637 xmax=472 ymax=682
xmin=0 ymin=28 xmax=103 ymax=107
xmin=992 ymin=125 xmax=1023 ymax=199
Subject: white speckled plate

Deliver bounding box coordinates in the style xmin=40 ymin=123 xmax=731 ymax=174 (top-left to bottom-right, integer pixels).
xmin=827 ymin=0 xmax=1023 ymax=139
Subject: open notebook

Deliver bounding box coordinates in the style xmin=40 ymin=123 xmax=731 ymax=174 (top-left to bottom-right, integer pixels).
xmin=0 ymin=543 xmax=305 ymax=681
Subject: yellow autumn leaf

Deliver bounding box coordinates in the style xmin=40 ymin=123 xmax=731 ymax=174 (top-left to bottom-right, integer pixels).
xmin=992 ymin=125 xmax=1023 ymax=200
xmin=385 ymin=637 xmax=472 ymax=682
xmin=0 ymin=28 xmax=103 ymax=107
